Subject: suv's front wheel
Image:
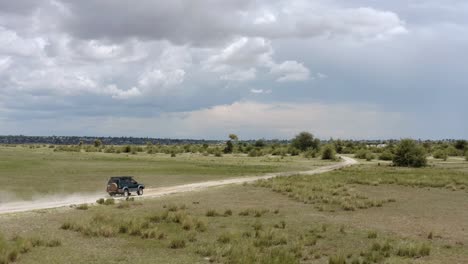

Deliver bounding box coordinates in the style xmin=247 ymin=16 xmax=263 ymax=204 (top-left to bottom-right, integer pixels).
xmin=137 ymin=187 xmax=144 ymax=196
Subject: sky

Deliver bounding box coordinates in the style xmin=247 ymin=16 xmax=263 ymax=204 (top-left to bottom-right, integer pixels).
xmin=0 ymin=0 xmax=467 ymax=140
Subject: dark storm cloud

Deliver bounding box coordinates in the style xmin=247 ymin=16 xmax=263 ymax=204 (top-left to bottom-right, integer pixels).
xmin=59 ymin=0 xmax=254 ymax=45
xmin=57 ymin=0 xmax=406 ymax=46
xmin=0 ymin=0 xmax=46 ymax=14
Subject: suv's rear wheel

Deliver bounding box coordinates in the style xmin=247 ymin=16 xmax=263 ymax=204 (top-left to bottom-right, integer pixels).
xmin=137 ymin=187 xmax=143 ymax=196
xmin=124 ymin=189 xmax=130 ymax=197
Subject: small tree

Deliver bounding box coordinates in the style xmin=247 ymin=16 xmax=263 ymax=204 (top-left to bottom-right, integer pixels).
xmin=229 ymin=134 xmax=239 ymax=141
xmin=392 ymin=139 xmax=427 ymax=167
xmin=454 ymin=140 xmax=467 ymax=151
xmin=433 ymin=149 xmax=448 ymax=161
xmin=321 ymin=144 xmax=336 ymax=160
xmin=333 ymin=139 xmax=344 ymax=154
xmin=291 ymin=132 xmax=319 ymax=151
xmin=378 ymin=151 xmax=394 ymax=161
xmin=94 ymin=139 xmax=102 ymax=148
xmin=224 ymin=140 xmax=233 ymax=154
xmin=122 ymin=145 xmax=132 ymax=153
xmin=254 ymin=139 xmax=266 ymax=148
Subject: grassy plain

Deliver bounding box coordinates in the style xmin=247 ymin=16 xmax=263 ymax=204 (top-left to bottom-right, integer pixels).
xmin=0 ymin=155 xmax=467 ymax=263
xmin=0 ymin=145 xmax=330 ymax=200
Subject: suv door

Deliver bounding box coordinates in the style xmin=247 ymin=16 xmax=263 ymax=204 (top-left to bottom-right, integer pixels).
xmin=129 ymin=179 xmax=138 ymax=191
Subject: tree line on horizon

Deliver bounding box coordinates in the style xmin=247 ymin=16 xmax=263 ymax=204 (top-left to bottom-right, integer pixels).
xmin=4 ymin=132 xmax=467 ymax=168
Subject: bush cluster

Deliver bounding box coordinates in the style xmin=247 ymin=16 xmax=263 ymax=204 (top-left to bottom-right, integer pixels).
xmin=393 ymin=139 xmax=427 ymax=168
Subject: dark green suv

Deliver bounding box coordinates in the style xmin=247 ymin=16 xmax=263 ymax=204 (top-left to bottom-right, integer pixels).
xmin=106 ymin=176 xmax=145 ymax=196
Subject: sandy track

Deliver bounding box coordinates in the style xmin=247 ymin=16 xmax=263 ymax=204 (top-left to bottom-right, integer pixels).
xmin=0 ymin=156 xmax=357 ymax=214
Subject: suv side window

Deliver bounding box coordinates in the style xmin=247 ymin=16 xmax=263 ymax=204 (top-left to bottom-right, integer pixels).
xmin=121 ymin=179 xmax=129 ymax=187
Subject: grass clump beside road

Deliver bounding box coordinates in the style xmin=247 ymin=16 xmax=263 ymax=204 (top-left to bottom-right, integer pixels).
xmin=0 ymin=233 xmax=61 ymax=264
xmin=254 ymin=175 xmax=393 ymax=212
xmin=61 ymin=204 xmax=207 ymax=241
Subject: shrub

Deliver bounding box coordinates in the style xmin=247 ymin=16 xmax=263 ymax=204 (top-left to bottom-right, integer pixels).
xmin=354 ymin=149 xmax=370 ymax=159
xmin=46 ymin=239 xmax=61 ymax=247
xmin=454 ymin=140 xmax=467 ymax=151
xmin=122 ymin=145 xmax=132 ymax=153
xmin=280 ymin=220 xmax=286 ymax=229
xmin=303 ymin=149 xmax=317 ymax=158
xmin=328 ymin=255 xmax=346 ymax=264
xmin=367 ymin=231 xmax=377 ymax=239
xmin=195 ymin=220 xmax=207 ymax=232
xmin=141 ymin=228 xmax=158 ymax=239
xmin=248 ymin=149 xmax=262 ymax=157
xmin=104 ymin=198 xmax=115 ymax=205
xmin=7 ymin=249 xmax=19 ymax=262
xmin=433 ymin=149 xmax=448 ymax=160
xmin=419 ymin=244 xmax=431 ymax=256
xmin=238 ymin=209 xmax=250 ymax=216
xmin=223 ymin=209 xmax=233 ymax=216
xmin=289 ymin=148 xmax=301 ymax=157
xmin=104 ymin=146 xmax=116 ymax=153
xmin=446 ymin=146 xmax=460 ymax=156
xmin=252 ymin=222 xmax=263 ymax=231
xmin=167 ymin=204 xmax=179 ymax=212
xmin=181 ymin=219 xmax=194 ymax=231
xmin=60 ymin=222 xmax=73 ymax=230
xmin=217 ymin=233 xmax=232 ymax=244
xmin=96 ymin=198 xmax=105 ymax=205
xmin=187 ymin=232 xmax=197 ymax=242
xmin=393 ymin=139 xmax=427 ymax=167
xmin=321 ymin=144 xmax=336 ymax=160
xmin=169 ymin=239 xmax=186 ymax=249
xmin=205 ymin=209 xmax=219 ymax=217
xmin=76 ymin=204 xmax=89 ymax=210
xmin=224 ymin=140 xmax=233 ymax=154
xmin=365 ymin=152 xmax=376 ymax=161
xmin=378 ymin=151 xmax=394 ymax=161
xmin=396 ymin=243 xmax=430 ymax=257
xmin=254 ymin=139 xmax=266 ymax=148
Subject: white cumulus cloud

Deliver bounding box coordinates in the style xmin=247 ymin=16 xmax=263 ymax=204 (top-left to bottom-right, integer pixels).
xmin=270 ymin=61 xmax=310 ymax=82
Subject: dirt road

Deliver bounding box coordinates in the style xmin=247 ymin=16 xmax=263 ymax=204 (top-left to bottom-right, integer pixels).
xmin=0 ymin=156 xmax=357 ymax=214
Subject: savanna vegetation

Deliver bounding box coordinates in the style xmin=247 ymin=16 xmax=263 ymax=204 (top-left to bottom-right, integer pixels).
xmin=1 ymin=134 xmax=468 ymax=199
xmin=0 ymin=133 xmax=467 ymax=263
xmin=0 ymin=156 xmax=467 ymax=263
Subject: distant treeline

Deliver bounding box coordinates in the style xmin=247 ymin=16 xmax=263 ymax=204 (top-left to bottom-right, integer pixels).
xmin=2 ymin=133 xmax=467 ymax=167
xmin=0 ymin=135 xmax=220 ymax=145
xmin=0 ymin=135 xmax=463 ymax=146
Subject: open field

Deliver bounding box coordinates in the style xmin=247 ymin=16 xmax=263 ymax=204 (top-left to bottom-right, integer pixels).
xmin=0 ymin=146 xmax=332 ymax=200
xmin=0 ymin=155 xmax=467 ymax=263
